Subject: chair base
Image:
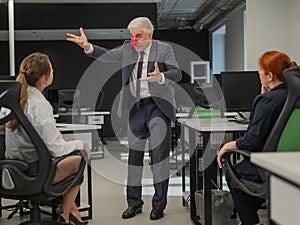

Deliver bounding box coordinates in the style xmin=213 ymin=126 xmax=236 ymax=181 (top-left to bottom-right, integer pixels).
xmin=19 ymin=219 xmax=66 ymax=225
xmin=18 ymin=201 xmax=62 ymax=225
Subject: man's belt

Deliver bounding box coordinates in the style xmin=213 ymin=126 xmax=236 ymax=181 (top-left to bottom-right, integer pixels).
xmin=139 ymin=97 xmax=153 ymax=105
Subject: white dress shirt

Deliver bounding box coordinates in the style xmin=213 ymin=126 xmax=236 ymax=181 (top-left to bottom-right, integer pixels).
xmin=5 ymin=86 xmax=83 ymax=163
xmin=129 ymin=43 xmax=151 ymax=98
xmin=85 ymin=42 xmax=165 ymax=99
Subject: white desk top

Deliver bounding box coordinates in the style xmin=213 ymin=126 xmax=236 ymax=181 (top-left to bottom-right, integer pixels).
xmin=178 ymin=118 xmax=248 ymax=132
xmin=56 ymin=123 xmax=101 ymax=132
xmin=55 ymin=111 xmax=110 ymax=116
xmin=251 ymin=152 xmax=300 ymax=186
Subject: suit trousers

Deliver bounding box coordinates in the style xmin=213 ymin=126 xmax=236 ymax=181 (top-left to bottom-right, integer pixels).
xmin=126 ymin=99 xmax=171 ymax=210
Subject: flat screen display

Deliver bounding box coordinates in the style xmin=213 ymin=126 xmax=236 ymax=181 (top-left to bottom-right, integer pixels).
xmin=221 ymin=71 xmax=261 ymax=112
xmin=0 ymin=75 xmax=15 ymax=80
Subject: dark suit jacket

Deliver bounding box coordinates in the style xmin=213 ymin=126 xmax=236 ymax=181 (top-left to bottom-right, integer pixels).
xmin=87 ymin=40 xmax=182 ymax=122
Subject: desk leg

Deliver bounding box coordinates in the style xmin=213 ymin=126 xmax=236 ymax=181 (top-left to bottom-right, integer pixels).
xmin=87 ymin=162 xmax=93 ymax=219
xmin=189 ymin=129 xmax=202 ymax=225
xmin=181 ymin=125 xmax=186 ymax=194
xmin=100 ymin=127 xmax=107 ymax=145
xmin=203 ymin=132 xmax=219 ymax=225
xmin=80 ymin=161 xmax=93 ymax=220
xmin=0 ymin=197 xmax=2 ymax=217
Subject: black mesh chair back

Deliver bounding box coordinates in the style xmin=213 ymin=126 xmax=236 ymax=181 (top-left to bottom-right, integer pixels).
xmin=0 ymin=81 xmax=86 ymax=224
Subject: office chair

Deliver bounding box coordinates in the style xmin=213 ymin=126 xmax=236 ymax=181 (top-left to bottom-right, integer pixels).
xmin=223 ymin=66 xmax=300 ymax=199
xmin=193 ymin=86 xmax=212 ymax=109
xmin=0 ymin=81 xmax=87 ymax=225
xmin=54 ymin=89 xmax=80 ymax=113
xmin=54 ymin=89 xmax=81 ymax=124
xmin=187 ymin=84 xmax=221 ymax=118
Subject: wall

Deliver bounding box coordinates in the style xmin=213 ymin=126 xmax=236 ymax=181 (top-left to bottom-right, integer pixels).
xmin=0 ymin=3 xmax=156 ymax=76
xmin=0 ymin=3 xmax=209 ymax=137
xmin=288 ymin=0 xmax=300 ymax=62
xmin=212 ymin=29 xmax=225 ymax=74
xmin=156 ymin=29 xmax=209 ymax=83
xmin=211 ymin=0 xmax=300 ymax=71
xmin=246 ymin=0 xmax=300 ymax=70
xmin=225 ymin=7 xmax=245 ymax=71
xmin=0 ymin=3 xmax=157 ymax=138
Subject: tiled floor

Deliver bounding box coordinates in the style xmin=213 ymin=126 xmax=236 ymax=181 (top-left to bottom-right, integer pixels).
xmin=0 ymin=140 xmax=267 ymax=225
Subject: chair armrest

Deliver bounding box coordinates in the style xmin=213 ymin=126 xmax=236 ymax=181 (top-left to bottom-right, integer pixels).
xmin=223 ymin=150 xmax=267 ymax=199
xmin=43 ymin=150 xmax=87 ymax=197
xmin=0 ymin=159 xmax=28 ymax=172
xmin=231 ymin=149 xmax=251 ymax=157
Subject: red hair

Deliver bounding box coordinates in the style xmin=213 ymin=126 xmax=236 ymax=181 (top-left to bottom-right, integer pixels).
xmin=259 ymin=51 xmax=297 ymax=81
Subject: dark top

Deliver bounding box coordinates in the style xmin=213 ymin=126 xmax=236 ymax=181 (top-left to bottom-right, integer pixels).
xmin=235 ymin=83 xmax=287 ymax=177
xmin=236 ymin=83 xmax=287 ymax=152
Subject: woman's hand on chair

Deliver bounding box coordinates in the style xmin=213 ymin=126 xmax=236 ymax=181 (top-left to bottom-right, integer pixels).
xmin=217 ymin=141 xmax=237 ymax=168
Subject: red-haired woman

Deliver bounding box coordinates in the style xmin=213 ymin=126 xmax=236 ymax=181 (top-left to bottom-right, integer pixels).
xmin=217 ymin=50 xmax=297 ymax=225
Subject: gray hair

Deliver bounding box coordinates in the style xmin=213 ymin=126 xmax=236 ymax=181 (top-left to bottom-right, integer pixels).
xmin=127 ymin=17 xmax=154 ymax=35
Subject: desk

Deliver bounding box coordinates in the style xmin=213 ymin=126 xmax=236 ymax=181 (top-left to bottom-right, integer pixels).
xmin=170 ymin=113 xmax=190 ymax=169
xmin=251 ymin=152 xmax=300 ymax=225
xmin=178 ymin=118 xmax=248 ymax=225
xmin=55 ymin=111 xmax=110 ymax=123
xmin=55 ymin=111 xmax=110 ymax=159
xmin=58 ymin=123 xmax=101 ymax=220
xmin=57 ymin=123 xmax=102 ymax=133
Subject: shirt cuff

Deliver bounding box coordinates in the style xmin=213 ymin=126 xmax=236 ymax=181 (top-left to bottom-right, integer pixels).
xmin=158 ymin=73 xmax=165 ymax=85
xmin=84 ymin=43 xmax=94 ymax=54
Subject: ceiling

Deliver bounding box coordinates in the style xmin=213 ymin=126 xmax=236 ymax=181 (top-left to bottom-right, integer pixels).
xmin=157 ymin=0 xmax=246 ymax=30
xmin=0 ymin=0 xmax=246 ymax=30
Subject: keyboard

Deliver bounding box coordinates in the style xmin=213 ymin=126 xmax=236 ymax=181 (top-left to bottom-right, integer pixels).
xmin=228 ymin=118 xmax=250 ymax=124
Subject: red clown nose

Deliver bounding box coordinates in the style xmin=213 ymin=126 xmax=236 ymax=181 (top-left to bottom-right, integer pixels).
xmin=130 ymin=39 xmax=138 ymax=46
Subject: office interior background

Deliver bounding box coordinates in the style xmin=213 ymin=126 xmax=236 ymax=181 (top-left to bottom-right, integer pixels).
xmin=1 ymin=0 xmax=299 ymax=137
xmin=0 ymin=0 xmax=300 ymax=224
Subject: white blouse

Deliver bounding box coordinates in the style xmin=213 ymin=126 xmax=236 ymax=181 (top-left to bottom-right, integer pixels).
xmin=5 ymin=86 xmax=83 ymax=163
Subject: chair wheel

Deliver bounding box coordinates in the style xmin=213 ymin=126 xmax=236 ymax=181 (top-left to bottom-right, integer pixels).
xmin=55 ymin=203 xmax=63 ymax=215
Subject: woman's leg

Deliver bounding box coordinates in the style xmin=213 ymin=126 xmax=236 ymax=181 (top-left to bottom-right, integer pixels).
xmin=53 ymin=155 xmax=85 ymax=223
xmin=226 ymin=172 xmax=264 ymax=225
xmin=70 ymin=201 xmax=86 ymax=222
xmin=60 ymin=185 xmax=80 ymax=222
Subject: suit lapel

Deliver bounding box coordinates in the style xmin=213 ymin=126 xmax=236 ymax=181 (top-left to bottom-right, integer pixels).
xmin=147 ymin=40 xmax=158 ymax=73
xmin=122 ymin=41 xmax=158 ymax=86
xmin=122 ymin=50 xmax=139 ymax=87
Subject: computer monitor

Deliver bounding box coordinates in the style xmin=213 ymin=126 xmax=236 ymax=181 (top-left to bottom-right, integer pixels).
xmin=221 ymin=71 xmax=261 ymax=112
xmin=0 ymin=75 xmax=16 ymax=80
xmin=44 ymin=88 xmax=59 ymax=108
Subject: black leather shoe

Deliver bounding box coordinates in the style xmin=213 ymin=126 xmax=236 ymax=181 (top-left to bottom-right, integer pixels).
xmin=122 ymin=206 xmax=142 ymax=219
xmin=150 ymin=208 xmax=164 ymax=220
